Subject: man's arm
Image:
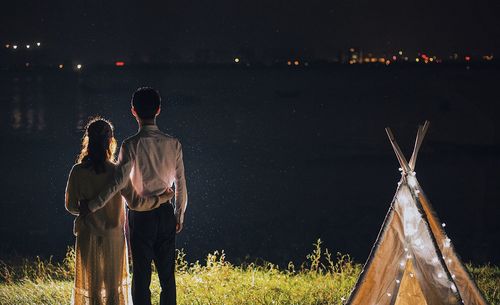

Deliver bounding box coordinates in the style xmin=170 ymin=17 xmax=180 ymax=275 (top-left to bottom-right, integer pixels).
xmin=121 ymin=181 xmax=174 ymax=211
xmin=174 ymin=140 xmax=188 ymax=227
xmin=87 ymin=142 xmax=134 ymax=212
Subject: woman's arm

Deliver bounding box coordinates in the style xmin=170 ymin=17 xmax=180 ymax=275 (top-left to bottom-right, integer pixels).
xmin=121 ymin=181 xmax=174 ymax=212
xmin=65 ymin=165 xmax=80 ymax=216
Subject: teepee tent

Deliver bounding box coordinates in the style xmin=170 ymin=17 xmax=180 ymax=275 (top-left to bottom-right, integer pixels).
xmin=346 ymin=121 xmax=489 ymax=305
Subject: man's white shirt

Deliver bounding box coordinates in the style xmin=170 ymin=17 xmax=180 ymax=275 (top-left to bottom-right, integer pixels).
xmin=88 ymin=125 xmax=188 ymax=223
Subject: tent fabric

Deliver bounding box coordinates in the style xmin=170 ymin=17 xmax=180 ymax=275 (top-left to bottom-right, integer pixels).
xmin=346 ymin=122 xmax=489 ymax=305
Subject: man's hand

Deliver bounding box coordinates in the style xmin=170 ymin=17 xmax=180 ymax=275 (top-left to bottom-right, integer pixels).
xmin=79 ymin=199 xmax=91 ymax=217
xmin=159 ymin=187 xmax=175 ymax=204
xmin=176 ymin=221 xmax=183 ymax=234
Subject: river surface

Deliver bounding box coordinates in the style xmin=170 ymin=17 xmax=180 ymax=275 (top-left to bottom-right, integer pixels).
xmin=0 ymin=65 xmax=498 ymax=265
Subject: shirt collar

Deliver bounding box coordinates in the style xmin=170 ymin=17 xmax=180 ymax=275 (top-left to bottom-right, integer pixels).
xmin=139 ymin=124 xmax=159 ymax=131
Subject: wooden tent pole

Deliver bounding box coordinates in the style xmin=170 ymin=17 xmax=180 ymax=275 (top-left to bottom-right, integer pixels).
xmin=385 ymin=127 xmax=411 ymax=173
xmin=409 ymin=121 xmax=430 ymax=170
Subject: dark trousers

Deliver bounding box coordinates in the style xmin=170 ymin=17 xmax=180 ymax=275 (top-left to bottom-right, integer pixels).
xmin=128 ymin=203 xmax=177 ymax=305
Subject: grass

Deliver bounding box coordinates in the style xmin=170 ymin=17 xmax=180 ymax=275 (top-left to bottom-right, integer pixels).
xmin=0 ymin=240 xmax=498 ymax=305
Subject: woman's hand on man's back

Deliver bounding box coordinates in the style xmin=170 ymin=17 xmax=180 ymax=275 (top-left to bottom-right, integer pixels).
xmin=159 ymin=187 xmax=175 ymax=204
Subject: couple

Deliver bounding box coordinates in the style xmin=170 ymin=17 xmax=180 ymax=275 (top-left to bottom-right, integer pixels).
xmin=65 ymin=87 xmax=187 ymax=305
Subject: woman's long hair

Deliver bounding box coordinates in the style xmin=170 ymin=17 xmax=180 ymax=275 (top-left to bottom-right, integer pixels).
xmin=77 ymin=117 xmax=117 ymax=174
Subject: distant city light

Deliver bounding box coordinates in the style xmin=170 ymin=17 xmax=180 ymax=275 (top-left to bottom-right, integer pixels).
xmin=115 ymin=61 xmax=125 ymax=67
xmin=483 ymin=54 xmax=494 ymax=61
xmin=58 ymin=64 xmax=64 ymax=69
xmin=26 ymin=44 xmax=30 ymax=49
xmin=36 ymin=42 xmax=41 ymax=47
xmin=234 ymin=57 xmax=240 ymax=63
xmin=76 ymin=64 xmax=82 ymax=70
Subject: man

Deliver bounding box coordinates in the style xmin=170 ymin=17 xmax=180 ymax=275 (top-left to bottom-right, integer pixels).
xmin=82 ymin=87 xmax=188 ymax=305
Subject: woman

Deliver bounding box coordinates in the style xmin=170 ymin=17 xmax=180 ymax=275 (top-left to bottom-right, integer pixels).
xmin=65 ymin=117 xmax=172 ymax=305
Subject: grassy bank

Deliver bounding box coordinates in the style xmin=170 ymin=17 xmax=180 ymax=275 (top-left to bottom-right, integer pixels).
xmin=0 ymin=240 xmax=498 ymax=305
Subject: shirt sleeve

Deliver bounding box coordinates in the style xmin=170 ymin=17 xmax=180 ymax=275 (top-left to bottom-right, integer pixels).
xmin=121 ymin=180 xmax=163 ymax=211
xmin=65 ymin=165 xmax=80 ymax=216
xmin=174 ymin=139 xmax=188 ymax=224
xmin=88 ymin=141 xmax=134 ymax=212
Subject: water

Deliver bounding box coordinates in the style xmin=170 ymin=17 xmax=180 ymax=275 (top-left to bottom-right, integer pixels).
xmin=1 ymin=65 xmax=499 ymax=265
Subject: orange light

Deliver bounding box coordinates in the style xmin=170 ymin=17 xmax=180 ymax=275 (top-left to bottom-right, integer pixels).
xmin=294 ymin=60 xmax=300 ymax=66
xmin=58 ymin=64 xmax=64 ymax=69
xmin=287 ymin=61 xmax=292 ymax=66
xmin=115 ymin=61 xmax=125 ymax=67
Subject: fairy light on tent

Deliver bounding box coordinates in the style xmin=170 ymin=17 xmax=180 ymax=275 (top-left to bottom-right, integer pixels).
xmin=346 ymin=121 xmax=489 ymax=305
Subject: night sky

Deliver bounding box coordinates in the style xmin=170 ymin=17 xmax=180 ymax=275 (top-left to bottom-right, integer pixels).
xmin=2 ymin=0 xmax=500 ymax=62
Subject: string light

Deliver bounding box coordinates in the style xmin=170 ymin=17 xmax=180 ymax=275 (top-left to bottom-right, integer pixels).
xmin=36 ymin=42 xmax=41 ymax=46
xmin=437 ymin=273 xmax=443 ymax=278
xmin=387 ymin=293 xmax=392 ymax=297
xmin=13 ymin=45 xmax=18 ymax=49
xmin=409 ymin=273 xmax=414 ymax=278
xmin=396 ymin=279 xmax=400 ymax=284
xmin=26 ymin=44 xmax=30 ymax=49
xmin=442 ymin=223 xmax=446 ymax=227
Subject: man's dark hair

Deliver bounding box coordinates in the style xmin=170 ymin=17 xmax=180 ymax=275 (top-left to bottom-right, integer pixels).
xmin=131 ymin=87 xmax=161 ymax=119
